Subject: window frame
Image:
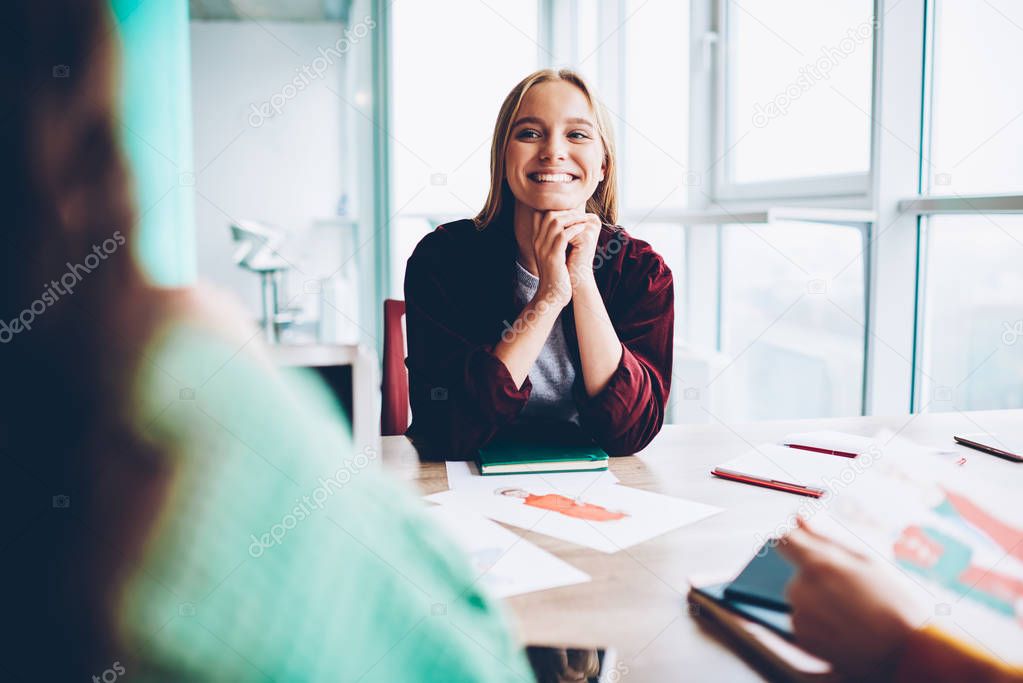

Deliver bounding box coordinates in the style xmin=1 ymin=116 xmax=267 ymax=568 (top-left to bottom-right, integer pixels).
xmin=902 ymin=0 xmax=1023 ymax=412
xmin=711 ymin=0 xmax=877 ymax=204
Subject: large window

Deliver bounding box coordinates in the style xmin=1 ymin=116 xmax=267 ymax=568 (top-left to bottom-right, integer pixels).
xmin=716 ymin=222 xmax=866 ymax=421
xmin=723 ymin=0 xmax=874 ymax=192
xmin=927 ymin=0 xmax=1023 ymax=195
xmin=918 ymin=217 xmax=1023 ymax=411
xmin=626 ymin=221 xmax=686 ymax=335
xmin=390 ymin=0 xmax=538 ymax=296
xmin=702 ymin=0 xmax=875 ymax=422
xmin=622 ymin=0 xmax=689 ymax=211
xmin=380 ymin=0 xmax=1020 ymax=423
xmin=913 ymin=0 xmax=1023 ymax=412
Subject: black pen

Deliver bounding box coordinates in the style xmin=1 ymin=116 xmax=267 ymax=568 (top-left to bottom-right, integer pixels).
xmin=953 ymin=435 xmax=1023 ymax=463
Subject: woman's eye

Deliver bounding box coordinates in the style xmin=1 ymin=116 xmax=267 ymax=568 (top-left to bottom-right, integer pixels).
xmin=569 ymin=131 xmax=591 ymax=140
xmin=517 ymin=129 xmax=540 ymax=139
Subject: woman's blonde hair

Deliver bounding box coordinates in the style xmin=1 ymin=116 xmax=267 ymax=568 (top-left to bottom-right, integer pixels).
xmin=473 ymin=68 xmax=618 ymax=228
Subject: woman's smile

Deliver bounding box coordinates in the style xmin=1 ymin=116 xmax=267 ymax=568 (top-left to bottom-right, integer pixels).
xmin=527 ymin=171 xmax=581 ymax=185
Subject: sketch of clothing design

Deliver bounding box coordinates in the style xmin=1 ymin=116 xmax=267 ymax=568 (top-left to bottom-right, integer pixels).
xmin=894 ymin=489 xmax=1023 ymax=620
xmin=523 ymin=493 xmax=628 ymax=522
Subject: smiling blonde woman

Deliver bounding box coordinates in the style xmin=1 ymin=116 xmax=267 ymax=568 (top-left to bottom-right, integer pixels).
xmin=405 ymin=69 xmax=674 ymax=460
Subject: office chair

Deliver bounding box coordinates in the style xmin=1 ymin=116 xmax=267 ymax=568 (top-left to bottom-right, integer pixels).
xmin=381 ymin=299 xmax=409 ymax=436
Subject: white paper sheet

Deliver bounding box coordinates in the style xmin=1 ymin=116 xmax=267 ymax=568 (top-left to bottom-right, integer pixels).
xmin=716 ymin=443 xmax=855 ymax=492
xmin=426 ymin=484 xmax=722 ymax=554
xmin=445 ymin=460 xmax=618 ymax=497
xmin=781 ymin=430 xmax=879 ymax=456
xmin=782 ymin=430 xmax=957 ymax=456
xmin=424 ymin=504 xmax=590 ymax=598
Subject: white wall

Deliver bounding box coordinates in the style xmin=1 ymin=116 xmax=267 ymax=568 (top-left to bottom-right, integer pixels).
xmin=189 ymin=20 xmax=349 ymax=321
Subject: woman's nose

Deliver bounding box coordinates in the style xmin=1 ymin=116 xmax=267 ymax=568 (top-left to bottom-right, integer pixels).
xmin=540 ymin=140 xmax=567 ymax=162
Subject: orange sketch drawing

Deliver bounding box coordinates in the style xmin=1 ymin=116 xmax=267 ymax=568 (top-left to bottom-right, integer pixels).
xmin=496 ymin=488 xmax=628 ymax=522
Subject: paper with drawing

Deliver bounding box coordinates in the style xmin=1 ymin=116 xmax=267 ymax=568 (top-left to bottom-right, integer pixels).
xmin=822 ymin=435 xmax=1023 ymax=665
xmin=427 ymin=483 xmax=722 ymax=554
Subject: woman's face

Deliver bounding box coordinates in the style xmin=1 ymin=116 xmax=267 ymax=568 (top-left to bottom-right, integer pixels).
xmin=504 ymin=80 xmax=606 ymax=213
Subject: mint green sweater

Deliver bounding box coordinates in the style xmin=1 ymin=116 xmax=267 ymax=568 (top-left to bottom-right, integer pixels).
xmin=119 ymin=321 xmax=533 ymax=682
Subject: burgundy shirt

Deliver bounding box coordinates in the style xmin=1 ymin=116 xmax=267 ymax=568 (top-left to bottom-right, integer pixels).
xmin=404 ymin=215 xmax=674 ymax=460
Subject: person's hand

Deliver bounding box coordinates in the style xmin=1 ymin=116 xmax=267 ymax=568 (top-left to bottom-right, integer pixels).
xmin=532 ymin=210 xmax=587 ymax=308
xmin=777 ymin=518 xmax=929 ymax=680
xmin=564 ymin=212 xmax=602 ymax=290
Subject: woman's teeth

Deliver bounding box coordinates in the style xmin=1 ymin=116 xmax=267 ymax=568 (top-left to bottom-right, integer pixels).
xmin=529 ymin=173 xmax=576 ymax=183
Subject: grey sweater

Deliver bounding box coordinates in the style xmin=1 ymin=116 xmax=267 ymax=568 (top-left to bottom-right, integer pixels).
xmin=513 ymin=261 xmax=581 ymax=425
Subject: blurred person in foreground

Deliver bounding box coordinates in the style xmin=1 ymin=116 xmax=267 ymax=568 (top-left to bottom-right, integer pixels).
xmin=3 ymin=2 xmax=532 ymax=680
xmin=780 ymin=517 xmax=1023 ymax=682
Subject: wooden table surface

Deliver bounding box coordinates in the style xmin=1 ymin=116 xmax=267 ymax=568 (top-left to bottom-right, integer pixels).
xmin=382 ymin=409 xmax=1023 ymax=682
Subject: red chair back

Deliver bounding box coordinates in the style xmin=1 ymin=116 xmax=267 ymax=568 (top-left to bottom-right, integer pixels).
xmin=381 ymin=299 xmax=409 ymax=436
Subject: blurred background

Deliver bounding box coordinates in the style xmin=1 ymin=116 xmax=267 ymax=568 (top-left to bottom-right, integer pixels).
xmin=113 ymin=0 xmax=1022 ymax=428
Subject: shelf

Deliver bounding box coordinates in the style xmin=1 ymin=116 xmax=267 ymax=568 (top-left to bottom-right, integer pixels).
xmin=624 ymin=206 xmax=876 ymax=227
xmin=897 ymin=194 xmax=1023 ymax=215
xmin=270 ymin=343 xmax=362 ymax=368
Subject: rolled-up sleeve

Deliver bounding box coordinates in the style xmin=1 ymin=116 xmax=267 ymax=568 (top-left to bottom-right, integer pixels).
xmin=574 ymin=239 xmax=674 ymax=456
xmin=404 ymin=232 xmax=531 ymax=459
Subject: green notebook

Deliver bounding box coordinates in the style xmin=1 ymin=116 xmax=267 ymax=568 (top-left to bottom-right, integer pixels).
xmin=476 ymin=441 xmax=609 ymax=475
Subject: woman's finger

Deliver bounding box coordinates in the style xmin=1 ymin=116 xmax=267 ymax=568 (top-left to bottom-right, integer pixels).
xmin=562 ymin=224 xmax=586 ymax=243
xmin=537 ymin=215 xmax=562 ymax=251
xmin=796 ymin=516 xmax=871 ymax=563
xmin=795 ymin=516 xmax=838 ymax=545
xmin=547 ymin=212 xmax=588 ymax=232
xmin=567 ymin=222 xmax=595 ymax=245
xmin=552 ymin=230 xmax=583 ymax=257
xmin=790 ymin=608 xmax=835 ymax=660
xmin=777 ymin=527 xmax=826 ymax=567
xmin=546 ymin=208 xmax=586 ymax=220
xmin=561 ymin=213 xmax=591 ymax=228
xmin=536 ymin=211 xmax=560 ymax=248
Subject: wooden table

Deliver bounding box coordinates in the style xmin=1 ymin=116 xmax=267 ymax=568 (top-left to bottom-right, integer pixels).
xmin=382 ymin=409 xmax=1023 ymax=681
